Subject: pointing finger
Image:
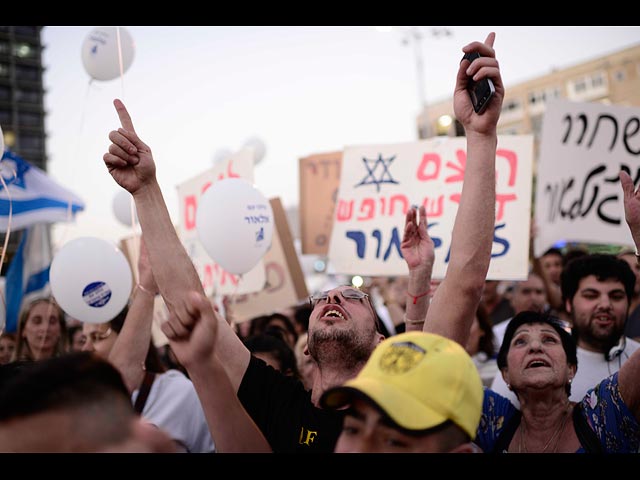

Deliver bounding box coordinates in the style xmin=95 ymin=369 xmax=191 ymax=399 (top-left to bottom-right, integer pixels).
xmin=114 ymin=98 xmax=136 ymax=133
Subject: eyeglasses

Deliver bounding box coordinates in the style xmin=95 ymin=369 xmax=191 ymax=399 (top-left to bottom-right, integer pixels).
xmin=549 ymin=318 xmax=572 ymax=335
xmin=309 ymin=288 xmax=369 ymax=309
xmin=86 ymin=327 xmax=112 ymax=344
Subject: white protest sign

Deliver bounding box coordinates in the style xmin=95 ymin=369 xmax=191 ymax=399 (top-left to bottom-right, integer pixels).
xmin=328 ymin=136 xmax=533 ymax=280
xmin=176 ymin=148 xmax=266 ymax=295
xmin=534 ymin=100 xmax=640 ymax=256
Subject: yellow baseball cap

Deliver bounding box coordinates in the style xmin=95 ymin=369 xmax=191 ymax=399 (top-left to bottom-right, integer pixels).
xmin=320 ymin=331 xmax=483 ymax=439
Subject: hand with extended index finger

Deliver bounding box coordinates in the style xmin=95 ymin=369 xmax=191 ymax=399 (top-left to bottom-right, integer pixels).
xmin=103 ymin=99 xmax=156 ymax=195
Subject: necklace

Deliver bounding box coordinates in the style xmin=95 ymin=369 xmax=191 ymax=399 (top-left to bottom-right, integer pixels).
xmin=519 ymin=403 xmax=571 ymax=453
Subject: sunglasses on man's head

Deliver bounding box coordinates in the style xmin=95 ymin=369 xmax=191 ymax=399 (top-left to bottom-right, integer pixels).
xmin=309 ymin=288 xmax=369 ymax=308
xmin=548 ymin=318 xmax=572 ymax=335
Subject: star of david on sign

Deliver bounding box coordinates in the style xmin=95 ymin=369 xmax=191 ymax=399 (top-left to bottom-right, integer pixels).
xmin=355 ymin=154 xmax=399 ymax=193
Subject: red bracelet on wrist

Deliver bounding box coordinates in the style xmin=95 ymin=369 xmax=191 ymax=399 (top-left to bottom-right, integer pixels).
xmin=407 ymin=289 xmax=430 ymax=305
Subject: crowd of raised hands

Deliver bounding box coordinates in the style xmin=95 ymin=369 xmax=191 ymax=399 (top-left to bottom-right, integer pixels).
xmin=1 ymin=32 xmax=639 ymax=454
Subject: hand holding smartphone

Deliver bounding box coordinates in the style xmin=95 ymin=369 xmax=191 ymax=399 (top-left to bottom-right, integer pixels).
xmin=462 ymin=52 xmax=495 ymax=114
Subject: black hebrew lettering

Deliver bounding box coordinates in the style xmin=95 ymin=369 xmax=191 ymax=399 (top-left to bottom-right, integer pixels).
xmin=561 ymin=111 xmax=640 ymax=155
xmin=542 ymin=164 xmax=640 ymax=225
xmin=624 ymin=117 xmax=640 ymax=155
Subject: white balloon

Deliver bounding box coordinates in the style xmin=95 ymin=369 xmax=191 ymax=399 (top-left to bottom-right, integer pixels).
xmin=212 ymin=148 xmax=232 ymax=166
xmin=50 ymin=237 xmax=132 ymax=324
xmin=196 ymin=178 xmax=273 ymax=275
xmin=112 ymin=190 xmax=138 ymax=227
xmin=242 ymin=136 xmax=266 ymax=165
xmin=81 ymin=27 xmax=135 ymax=82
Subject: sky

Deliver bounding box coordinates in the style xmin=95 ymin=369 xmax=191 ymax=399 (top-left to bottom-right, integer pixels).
xmin=40 ymin=26 xmax=640 ymax=250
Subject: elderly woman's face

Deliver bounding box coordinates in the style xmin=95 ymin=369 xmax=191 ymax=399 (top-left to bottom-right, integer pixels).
xmin=503 ymin=322 xmax=575 ymax=393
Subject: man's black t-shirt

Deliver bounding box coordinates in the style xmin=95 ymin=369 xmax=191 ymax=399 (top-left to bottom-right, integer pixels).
xmin=237 ymin=356 xmax=345 ymax=453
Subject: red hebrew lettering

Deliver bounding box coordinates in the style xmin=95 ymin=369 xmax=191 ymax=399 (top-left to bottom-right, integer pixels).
xmin=389 ymin=194 xmax=409 ymax=216
xmin=220 ymin=270 xmax=239 ymax=287
xmin=496 ymin=149 xmax=517 ymax=186
xmin=416 ymin=153 xmax=441 ymax=181
xmin=201 ymin=181 xmax=212 ymax=195
xmin=202 ymin=264 xmax=213 ymax=290
xmin=184 ymin=195 xmax=197 ymax=230
xmin=422 ymin=195 xmax=444 ymax=217
xmin=336 ymin=200 xmax=354 ymax=221
xmin=495 ymin=193 xmax=517 ymax=221
xmin=227 ymin=160 xmax=240 ymax=178
xmin=357 ymin=198 xmax=375 ymax=221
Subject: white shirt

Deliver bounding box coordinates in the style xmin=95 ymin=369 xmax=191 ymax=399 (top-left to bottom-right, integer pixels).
xmin=132 ymin=369 xmax=215 ymax=453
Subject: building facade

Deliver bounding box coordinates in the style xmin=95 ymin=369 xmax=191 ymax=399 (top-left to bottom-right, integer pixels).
xmin=0 ymin=26 xmax=46 ymax=169
xmin=419 ymin=42 xmax=640 ymax=155
xmin=0 ymin=26 xmax=46 ymax=273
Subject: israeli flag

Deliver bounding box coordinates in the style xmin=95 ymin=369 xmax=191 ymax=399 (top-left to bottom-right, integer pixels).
xmin=5 ymin=224 xmax=52 ymax=333
xmin=0 ymin=150 xmax=85 ymax=232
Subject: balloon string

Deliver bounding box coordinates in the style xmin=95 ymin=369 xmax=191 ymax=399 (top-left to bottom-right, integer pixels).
xmin=116 ymin=26 xmax=126 ymax=102
xmin=0 ymin=162 xmax=15 ymax=329
xmin=58 ymin=79 xmax=92 ymax=249
xmin=129 ymin=196 xmax=137 ymax=230
xmin=132 ymin=232 xmax=141 ymax=286
xmin=66 ymin=79 xmax=91 ymax=223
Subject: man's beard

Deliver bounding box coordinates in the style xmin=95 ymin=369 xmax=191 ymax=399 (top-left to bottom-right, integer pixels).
xmin=308 ymin=328 xmax=375 ymax=370
xmin=574 ymin=317 xmax=625 ymax=352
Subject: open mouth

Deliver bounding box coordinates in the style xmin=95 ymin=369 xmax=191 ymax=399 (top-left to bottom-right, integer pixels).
xmin=594 ymin=315 xmax=613 ymax=326
xmin=526 ymin=359 xmax=550 ymax=368
xmin=322 ymin=309 xmax=345 ymax=320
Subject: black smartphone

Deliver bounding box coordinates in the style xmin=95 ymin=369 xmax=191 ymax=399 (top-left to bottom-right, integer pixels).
xmin=463 ymin=52 xmax=495 ymax=114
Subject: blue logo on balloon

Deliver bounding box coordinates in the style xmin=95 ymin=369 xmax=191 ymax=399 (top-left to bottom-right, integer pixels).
xmin=82 ymin=281 xmax=112 ymax=308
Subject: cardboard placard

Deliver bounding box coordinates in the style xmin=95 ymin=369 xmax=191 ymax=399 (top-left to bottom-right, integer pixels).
xmin=299 ymin=151 xmax=342 ymax=255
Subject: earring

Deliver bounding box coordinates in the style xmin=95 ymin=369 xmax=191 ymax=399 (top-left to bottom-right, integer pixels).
xmin=506 ymin=383 xmax=512 ymax=391
xmin=569 ymin=378 xmax=573 ymax=384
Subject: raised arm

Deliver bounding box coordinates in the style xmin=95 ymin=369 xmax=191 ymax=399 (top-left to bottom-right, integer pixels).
xmin=103 ymin=100 xmax=250 ymax=391
xmin=400 ymin=205 xmax=435 ymax=332
xmin=162 ymin=291 xmax=272 ymax=453
xmin=107 ymin=237 xmax=158 ymax=393
xmin=618 ymin=171 xmax=640 ymax=418
xmin=425 ymin=32 xmax=503 ymax=346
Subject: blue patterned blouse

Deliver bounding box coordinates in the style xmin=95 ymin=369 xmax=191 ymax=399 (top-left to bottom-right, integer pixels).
xmin=475 ymin=372 xmax=639 ymax=453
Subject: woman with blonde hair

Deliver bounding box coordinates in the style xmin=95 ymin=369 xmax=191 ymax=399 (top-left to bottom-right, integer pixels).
xmin=14 ymin=298 xmax=67 ymax=362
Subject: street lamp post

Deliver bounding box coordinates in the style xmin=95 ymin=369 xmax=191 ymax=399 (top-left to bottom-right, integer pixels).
xmin=399 ymin=27 xmax=452 ymax=139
